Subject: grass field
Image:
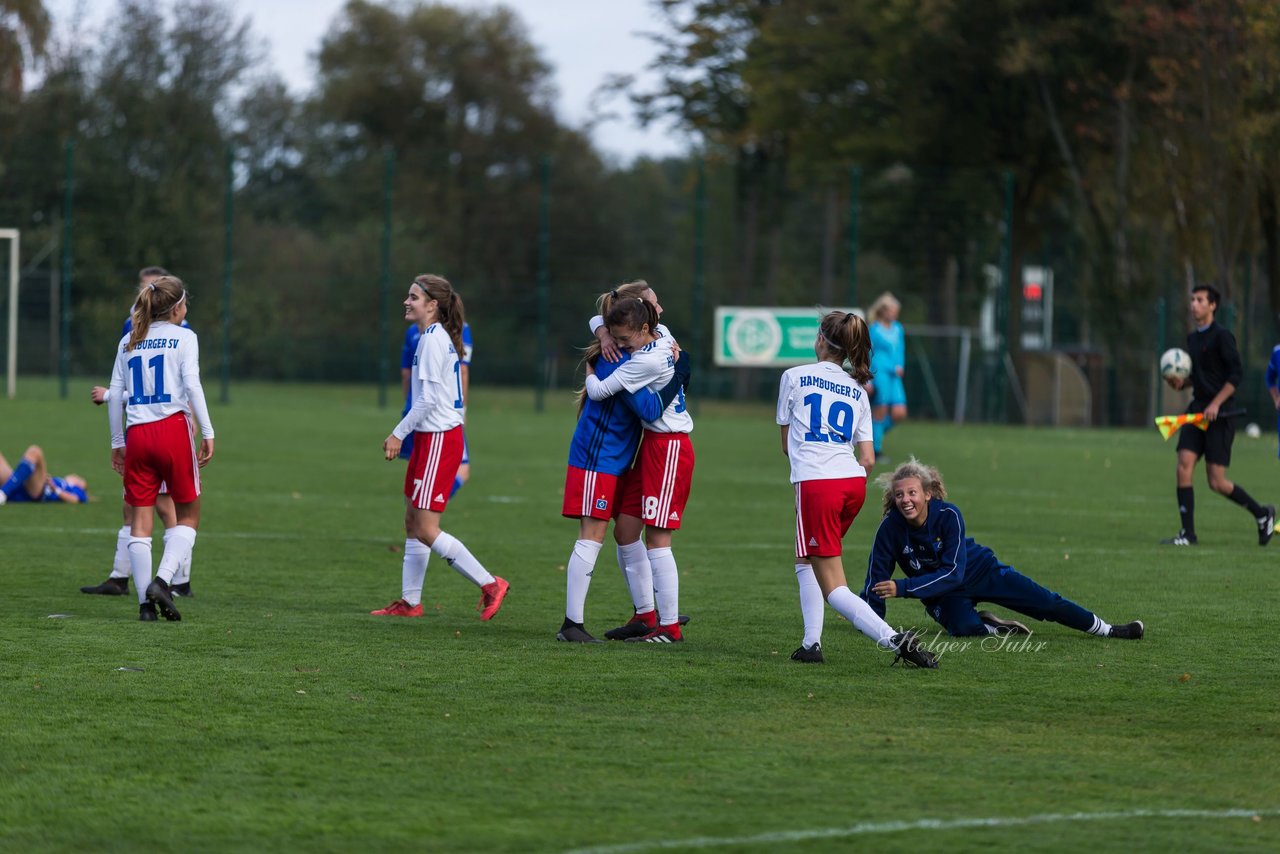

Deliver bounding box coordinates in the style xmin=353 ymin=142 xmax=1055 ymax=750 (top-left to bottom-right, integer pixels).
xmin=2 ymin=378 xmax=1279 ymax=852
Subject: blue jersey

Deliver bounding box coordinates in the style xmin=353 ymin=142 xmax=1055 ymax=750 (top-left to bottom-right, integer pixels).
xmin=1266 ymin=345 xmax=1280 ymax=390
xmin=567 ymin=354 xmax=671 ymax=476
xmin=870 ymin=320 xmax=904 ymax=378
xmin=860 ymin=497 xmax=1002 ymax=617
xmin=6 ymin=475 xmax=88 ymax=504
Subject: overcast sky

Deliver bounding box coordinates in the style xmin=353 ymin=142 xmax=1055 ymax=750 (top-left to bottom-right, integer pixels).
xmin=45 ymin=0 xmax=690 ymax=162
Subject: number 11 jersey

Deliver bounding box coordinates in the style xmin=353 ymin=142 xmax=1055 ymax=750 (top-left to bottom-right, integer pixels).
xmin=109 ymin=321 xmax=214 ymax=443
xmin=776 ymin=360 xmax=872 ymax=484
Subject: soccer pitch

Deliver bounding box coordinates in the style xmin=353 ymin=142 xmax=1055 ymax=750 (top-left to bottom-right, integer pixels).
xmin=2 ymin=380 xmax=1278 ymax=851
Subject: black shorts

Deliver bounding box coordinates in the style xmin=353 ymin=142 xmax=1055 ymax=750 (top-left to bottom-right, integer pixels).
xmin=1176 ymin=412 xmax=1234 ymax=466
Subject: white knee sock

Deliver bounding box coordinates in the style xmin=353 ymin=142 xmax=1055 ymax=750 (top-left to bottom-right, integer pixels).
xmin=430 ymin=531 xmax=494 ymax=588
xmin=156 ymin=526 xmax=196 ymax=585
xmin=826 ymin=585 xmax=898 ymax=648
xmin=648 ymin=547 xmax=679 ymax=626
xmin=168 ymin=528 xmax=193 ymax=585
xmin=110 ymin=525 xmax=131 ymax=580
xmin=618 ymin=540 xmax=654 ymax=614
xmin=401 ymin=538 xmax=430 ymax=606
xmin=566 ymin=539 xmax=602 ymax=624
xmin=795 ymin=564 xmax=825 ymax=648
xmin=128 ymin=537 xmax=152 ymax=604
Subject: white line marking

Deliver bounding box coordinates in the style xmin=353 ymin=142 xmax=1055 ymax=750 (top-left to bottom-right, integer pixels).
xmin=564 ymin=808 xmax=1279 ymax=854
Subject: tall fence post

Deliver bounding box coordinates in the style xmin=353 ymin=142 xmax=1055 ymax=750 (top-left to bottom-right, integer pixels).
xmin=847 ymin=164 xmax=861 ymax=307
xmin=995 ymin=169 xmax=1015 ymax=422
xmin=379 ymin=145 xmax=395 ymax=409
xmin=220 ymin=144 xmax=234 ymax=405
xmin=691 ymin=156 xmax=706 ymax=405
xmin=59 ymin=138 xmax=74 ymax=399
xmin=535 ymin=155 xmax=551 ymax=413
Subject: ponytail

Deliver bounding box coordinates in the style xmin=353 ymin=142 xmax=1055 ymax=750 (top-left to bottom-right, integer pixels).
xmin=127 ymin=276 xmax=187 ymax=352
xmin=413 ymin=274 xmax=466 ymax=357
xmin=818 ymin=310 xmax=872 ymax=385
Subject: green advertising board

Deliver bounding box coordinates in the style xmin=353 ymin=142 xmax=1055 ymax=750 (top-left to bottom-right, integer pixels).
xmin=714 ymin=306 xmax=862 ymax=366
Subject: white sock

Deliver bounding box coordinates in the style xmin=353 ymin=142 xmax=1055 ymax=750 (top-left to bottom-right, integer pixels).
xmin=648 ymin=547 xmax=680 ymax=626
xmin=156 ymin=525 xmax=196 ymax=584
xmin=826 ymin=585 xmax=898 ymax=648
xmin=110 ymin=525 xmax=131 ymax=579
xmin=128 ymin=537 xmax=152 ymax=604
xmin=430 ymin=531 xmax=494 ymax=588
xmin=401 ymin=538 xmax=430 ymax=606
xmin=565 ymin=539 xmax=602 ymax=624
xmin=1089 ymin=616 xmax=1113 ymax=637
xmin=168 ymin=528 xmax=193 ymax=585
xmin=795 ymin=564 xmax=825 ymax=648
xmin=617 ymin=540 xmax=655 ymax=614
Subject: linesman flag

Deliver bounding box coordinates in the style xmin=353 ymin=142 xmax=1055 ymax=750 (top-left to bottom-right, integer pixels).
xmin=1154 ymin=409 xmax=1245 ymax=440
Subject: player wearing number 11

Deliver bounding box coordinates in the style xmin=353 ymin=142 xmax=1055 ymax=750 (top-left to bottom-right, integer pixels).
xmin=107 ymin=276 xmax=215 ymax=622
xmin=775 ymin=311 xmax=937 ymax=668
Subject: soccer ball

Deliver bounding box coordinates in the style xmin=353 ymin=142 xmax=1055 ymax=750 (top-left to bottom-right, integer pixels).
xmin=1159 ymin=348 xmax=1192 ymax=382
xmin=1246 ymin=422 xmax=1263 ymax=439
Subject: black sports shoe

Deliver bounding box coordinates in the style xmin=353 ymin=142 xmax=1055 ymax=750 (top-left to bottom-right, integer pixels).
xmin=790 ymin=643 xmax=824 ymax=663
xmin=1258 ymin=505 xmax=1275 ymax=546
xmin=171 ymin=582 xmax=194 ymax=598
xmin=139 ymin=602 xmax=158 ymax=622
xmin=678 ymin=614 xmax=690 ymax=626
xmin=556 ymin=619 xmax=602 ymax=644
xmin=604 ymin=615 xmax=656 ymax=641
xmin=146 ymin=578 xmax=182 ymax=622
xmin=1109 ymin=620 xmax=1144 ymax=640
xmin=890 ymin=630 xmax=939 ymax=669
xmin=1159 ymin=530 xmax=1198 ymax=546
xmin=978 ymin=610 xmax=1030 ymax=636
xmin=81 ymin=576 xmax=129 ymax=596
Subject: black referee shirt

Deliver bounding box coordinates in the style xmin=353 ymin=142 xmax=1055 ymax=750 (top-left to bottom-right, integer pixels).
xmin=1186 ymin=321 xmax=1242 ymax=409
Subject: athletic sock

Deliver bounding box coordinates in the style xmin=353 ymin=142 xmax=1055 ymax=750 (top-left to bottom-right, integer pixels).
xmin=795 ymin=563 xmax=825 ymax=648
xmin=826 ymin=585 xmax=897 ymax=648
xmin=1227 ymin=485 xmax=1265 ymax=518
xmin=128 ymin=536 xmax=152 ymax=604
xmin=0 ymin=458 xmax=34 ymax=498
xmin=1177 ymin=486 xmax=1196 ymax=538
xmin=647 ymin=547 xmax=679 ymax=626
xmin=1088 ymin=615 xmax=1113 ymax=637
xmin=110 ymin=525 xmax=132 ymax=580
xmin=156 ymin=526 xmax=196 ymax=584
xmin=565 ymin=539 xmax=602 ymax=624
xmin=401 ymin=538 xmax=430 ymax=606
xmin=617 ymin=540 xmax=654 ymax=614
xmin=448 ymin=476 xmax=465 ymax=499
xmin=429 ymin=531 xmax=494 ymax=587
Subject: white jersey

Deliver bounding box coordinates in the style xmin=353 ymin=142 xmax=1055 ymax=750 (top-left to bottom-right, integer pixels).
xmin=393 ymin=323 xmax=464 ymax=438
xmin=776 ymin=361 xmax=872 ymax=483
xmin=583 ymin=330 xmax=693 ymax=433
xmin=108 ymin=322 xmax=214 ymax=448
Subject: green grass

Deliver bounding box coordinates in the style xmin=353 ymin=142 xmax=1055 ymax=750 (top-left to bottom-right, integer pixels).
xmin=2 ymin=378 xmax=1279 ymax=852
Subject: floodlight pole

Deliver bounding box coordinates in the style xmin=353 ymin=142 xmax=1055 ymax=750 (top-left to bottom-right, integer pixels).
xmin=2 ymin=229 xmax=18 ymax=399
xmin=60 ymin=138 xmax=75 ymax=399
xmin=379 ymin=145 xmax=395 ymax=409
xmin=534 ymin=155 xmax=551 ymax=413
xmin=847 ymin=165 xmax=861 ymax=307
xmin=221 ymin=144 xmax=234 ymax=405
xmin=691 ymin=156 xmax=706 ymax=406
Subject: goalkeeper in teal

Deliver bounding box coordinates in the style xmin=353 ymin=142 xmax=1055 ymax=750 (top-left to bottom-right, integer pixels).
xmin=867 ymin=292 xmax=906 ymax=460
xmin=860 ymin=458 xmax=1145 ymax=641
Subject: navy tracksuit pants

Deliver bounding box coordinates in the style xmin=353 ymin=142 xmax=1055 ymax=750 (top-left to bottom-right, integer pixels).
xmin=922 ymin=563 xmax=1096 ymax=637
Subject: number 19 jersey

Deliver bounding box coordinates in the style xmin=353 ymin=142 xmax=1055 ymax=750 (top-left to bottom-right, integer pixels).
xmin=776 ymin=361 xmax=872 ymax=484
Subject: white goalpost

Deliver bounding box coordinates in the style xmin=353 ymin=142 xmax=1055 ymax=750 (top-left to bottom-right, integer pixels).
xmin=1 ymin=229 xmax=18 ymax=399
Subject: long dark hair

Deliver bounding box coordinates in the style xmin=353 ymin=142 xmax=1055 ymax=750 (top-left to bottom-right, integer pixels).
xmin=818 ymin=310 xmax=872 ymax=385
xmin=413 ymin=274 xmax=465 ymax=357
xmin=127 ymin=276 xmax=187 ymax=352
xmin=575 ymin=281 xmax=653 ymax=416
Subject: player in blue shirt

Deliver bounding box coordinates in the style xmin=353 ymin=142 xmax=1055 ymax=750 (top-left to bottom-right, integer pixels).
xmin=0 ymin=445 xmax=89 ymax=505
xmin=1266 ymin=343 xmax=1280 ymax=459
xmin=861 ymin=458 xmax=1145 ymax=641
xmin=557 ymin=328 xmax=690 ymax=644
xmin=401 ymin=320 xmax=473 ymax=497
xmin=868 ymin=292 xmax=907 ymax=461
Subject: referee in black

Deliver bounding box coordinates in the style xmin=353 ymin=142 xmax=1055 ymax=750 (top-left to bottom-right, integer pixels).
xmin=1162 ymin=283 xmax=1275 ymax=546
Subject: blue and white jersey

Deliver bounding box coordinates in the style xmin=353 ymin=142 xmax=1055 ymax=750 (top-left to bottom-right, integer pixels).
xmin=860 ymin=497 xmax=1002 ymax=617
xmin=870 ymin=319 xmax=904 ymax=379
xmin=568 ymin=354 xmax=673 ymax=476
xmin=393 ymin=323 xmax=464 ymax=439
xmin=404 ymin=322 xmax=471 ymax=408
xmin=6 ymin=475 xmax=88 ymax=504
xmin=1266 ymin=344 xmax=1280 ymax=390
xmin=776 ymin=361 xmax=873 ymax=483
xmin=108 ymin=321 xmax=214 ymax=448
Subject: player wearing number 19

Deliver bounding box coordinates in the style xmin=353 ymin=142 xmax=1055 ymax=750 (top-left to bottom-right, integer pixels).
xmin=107 ymin=276 xmax=215 ymax=622
xmin=374 ymin=275 xmax=509 ymax=621
xmin=775 ymin=311 xmax=937 ymax=668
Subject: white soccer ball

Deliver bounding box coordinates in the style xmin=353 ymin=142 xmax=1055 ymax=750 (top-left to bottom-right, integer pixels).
xmin=1159 ymin=348 xmax=1192 ymax=382
xmin=1246 ymin=422 xmax=1262 ymax=439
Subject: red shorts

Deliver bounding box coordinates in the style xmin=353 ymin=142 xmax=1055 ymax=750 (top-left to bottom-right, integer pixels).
xmin=562 ymin=466 xmax=620 ymax=521
xmin=404 ymin=427 xmax=464 ymax=512
xmin=617 ymin=431 xmax=694 ymax=529
xmin=794 ymin=477 xmax=866 ymax=558
xmin=124 ymin=413 xmax=200 ymax=507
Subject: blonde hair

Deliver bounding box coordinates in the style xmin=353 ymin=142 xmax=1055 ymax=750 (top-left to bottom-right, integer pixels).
xmin=868 ymin=291 xmax=901 ymax=322
xmin=576 ymin=280 xmax=655 ymax=417
xmin=127 ymin=276 xmax=187 ymax=352
xmin=818 ymin=310 xmax=872 ymax=385
xmin=875 ymin=457 xmax=947 ymax=516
